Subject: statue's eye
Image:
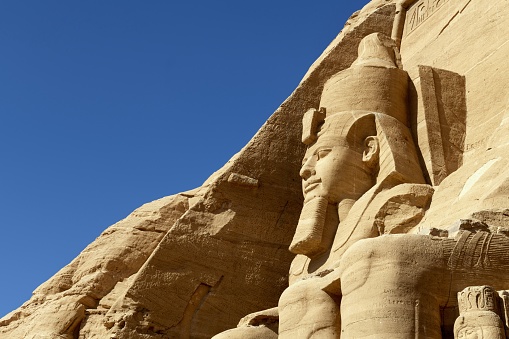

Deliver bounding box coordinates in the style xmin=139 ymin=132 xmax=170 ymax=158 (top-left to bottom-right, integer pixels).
xmin=316 ymin=149 xmax=331 ymax=160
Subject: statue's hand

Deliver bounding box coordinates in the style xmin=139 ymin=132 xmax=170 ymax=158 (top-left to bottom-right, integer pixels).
xmin=237 ymin=307 xmax=279 ymax=327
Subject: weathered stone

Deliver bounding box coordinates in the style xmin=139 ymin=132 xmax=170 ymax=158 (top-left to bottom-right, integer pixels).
xmin=5 ymin=0 xmax=509 ymax=337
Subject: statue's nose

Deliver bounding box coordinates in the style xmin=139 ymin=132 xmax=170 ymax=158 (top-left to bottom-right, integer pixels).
xmin=300 ymin=159 xmax=316 ymax=180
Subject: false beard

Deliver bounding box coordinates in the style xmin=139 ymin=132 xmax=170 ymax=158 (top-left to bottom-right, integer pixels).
xmin=289 ymin=196 xmax=331 ymax=257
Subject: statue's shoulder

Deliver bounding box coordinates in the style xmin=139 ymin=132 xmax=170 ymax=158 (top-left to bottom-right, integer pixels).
xmin=370 ymin=183 xmax=434 ymax=235
xmin=332 ymin=181 xmax=434 ymax=255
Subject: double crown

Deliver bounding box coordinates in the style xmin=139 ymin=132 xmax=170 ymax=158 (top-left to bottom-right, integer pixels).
xmin=302 ymin=33 xmax=409 ymax=145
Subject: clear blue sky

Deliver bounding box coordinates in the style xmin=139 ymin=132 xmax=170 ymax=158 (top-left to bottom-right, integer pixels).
xmin=0 ymin=0 xmax=369 ymax=317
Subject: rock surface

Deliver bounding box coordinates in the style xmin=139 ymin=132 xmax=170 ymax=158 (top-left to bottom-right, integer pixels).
xmin=4 ymin=0 xmax=509 ymax=338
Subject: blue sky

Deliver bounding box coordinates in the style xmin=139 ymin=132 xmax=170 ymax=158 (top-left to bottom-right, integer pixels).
xmin=0 ymin=0 xmax=369 ymax=317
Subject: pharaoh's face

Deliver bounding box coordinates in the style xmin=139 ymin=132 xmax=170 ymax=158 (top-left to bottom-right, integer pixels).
xmin=300 ymin=137 xmax=373 ymax=204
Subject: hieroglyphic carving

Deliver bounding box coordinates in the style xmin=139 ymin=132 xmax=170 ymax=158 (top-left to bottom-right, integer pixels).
xmin=458 ymin=286 xmax=498 ymax=314
xmin=465 ymin=137 xmax=489 ymax=152
xmin=406 ymin=0 xmax=452 ymax=34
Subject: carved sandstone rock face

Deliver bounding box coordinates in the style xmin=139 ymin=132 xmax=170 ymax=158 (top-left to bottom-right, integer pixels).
xmin=5 ymin=0 xmax=509 ymax=338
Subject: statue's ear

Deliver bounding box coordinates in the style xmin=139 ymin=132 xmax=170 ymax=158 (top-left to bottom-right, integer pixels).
xmin=362 ymin=136 xmax=379 ymax=168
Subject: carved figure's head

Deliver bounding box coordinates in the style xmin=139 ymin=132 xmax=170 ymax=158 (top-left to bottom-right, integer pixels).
xmin=455 ymin=315 xmax=505 ymax=339
xmin=300 ymin=111 xmax=424 ymax=205
xmin=454 ymin=286 xmax=506 ymax=339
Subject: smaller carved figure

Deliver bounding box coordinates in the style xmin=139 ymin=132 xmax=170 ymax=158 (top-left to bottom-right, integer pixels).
xmin=454 ymin=286 xmax=506 ymax=339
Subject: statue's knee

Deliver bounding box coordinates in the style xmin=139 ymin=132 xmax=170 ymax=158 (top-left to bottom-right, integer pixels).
xmin=279 ymin=278 xmax=330 ymax=310
xmin=278 ymin=278 xmax=313 ymax=322
xmin=279 ymin=277 xmax=340 ymax=337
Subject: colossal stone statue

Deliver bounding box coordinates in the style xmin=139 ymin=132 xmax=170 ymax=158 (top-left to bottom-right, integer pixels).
xmin=288 ymin=32 xmax=428 ymax=270
xmin=280 ymin=32 xmax=433 ymax=337
xmin=214 ymin=32 xmax=436 ymax=338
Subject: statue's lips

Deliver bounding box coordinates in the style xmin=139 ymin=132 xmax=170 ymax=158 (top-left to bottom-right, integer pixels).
xmin=303 ymin=179 xmax=321 ymax=194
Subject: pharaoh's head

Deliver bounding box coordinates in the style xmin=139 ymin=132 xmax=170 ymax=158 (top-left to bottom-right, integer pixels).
xmin=300 ymin=111 xmax=423 ymax=205
xmin=290 ymin=33 xmax=425 ymax=257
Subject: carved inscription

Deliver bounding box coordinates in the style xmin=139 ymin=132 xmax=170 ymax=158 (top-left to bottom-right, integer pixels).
xmin=406 ymin=0 xmax=452 ymax=34
xmin=465 ymin=136 xmax=489 ymax=151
